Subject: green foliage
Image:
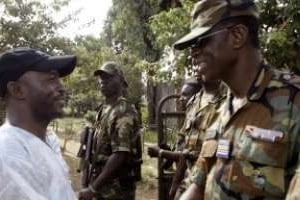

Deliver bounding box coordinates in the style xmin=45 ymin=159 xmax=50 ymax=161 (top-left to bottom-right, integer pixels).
xmin=0 ymin=0 xmax=74 ymax=53
xmin=259 ymin=0 xmax=300 ymax=72
xmin=53 ymin=117 xmax=85 ymax=136
xmin=64 ymin=36 xmax=144 ymax=117
xmin=149 ymin=0 xmax=193 ymax=49
xmin=145 ymin=0 xmax=195 ymax=83
xmin=143 ymin=130 xmax=157 ymax=144
xmin=84 ymin=110 xmax=97 ymax=124
xmin=147 ymin=0 xmax=300 ymax=79
xmin=103 ymin=0 xmax=159 ymax=61
xmin=141 ymin=104 xmax=149 ymax=125
xmin=64 ymin=36 xmax=107 ymax=116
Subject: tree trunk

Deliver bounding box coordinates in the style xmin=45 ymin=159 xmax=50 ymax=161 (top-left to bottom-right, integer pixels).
xmin=147 ymin=80 xmax=157 ymax=128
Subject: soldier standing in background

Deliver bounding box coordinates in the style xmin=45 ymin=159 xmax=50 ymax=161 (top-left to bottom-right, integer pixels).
xmin=78 ymin=62 xmax=140 ymax=200
xmin=148 ymin=77 xmax=225 ymax=199
xmin=178 ymin=78 xmax=202 ymax=111
xmin=148 ymin=78 xmax=202 ymax=158
xmin=170 ymin=79 xmax=225 ymax=200
xmin=173 ymin=0 xmax=300 ymax=199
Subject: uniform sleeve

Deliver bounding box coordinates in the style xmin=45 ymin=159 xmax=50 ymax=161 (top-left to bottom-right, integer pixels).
xmin=286 ymin=94 xmax=300 ymax=199
xmin=286 ymin=165 xmax=300 ymax=200
xmin=286 ymin=150 xmax=300 ymax=200
xmin=190 ymin=132 xmax=218 ymax=187
xmin=111 ymin=113 xmax=136 ymax=153
xmin=190 ymin=156 xmax=210 ymax=187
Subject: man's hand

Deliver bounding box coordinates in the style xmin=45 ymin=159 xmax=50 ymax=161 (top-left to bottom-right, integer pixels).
xmin=180 ymin=183 xmax=204 ymax=200
xmin=78 ymin=187 xmax=94 ymax=200
xmin=169 ymin=183 xmax=179 ymax=200
xmin=147 ymin=146 xmax=160 ymax=157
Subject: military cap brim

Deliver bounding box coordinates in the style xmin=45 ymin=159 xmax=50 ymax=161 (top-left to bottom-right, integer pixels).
xmin=94 ymin=69 xmax=129 ymax=87
xmin=174 ymin=27 xmax=211 ymax=50
xmin=94 ymin=69 xmax=114 ymax=77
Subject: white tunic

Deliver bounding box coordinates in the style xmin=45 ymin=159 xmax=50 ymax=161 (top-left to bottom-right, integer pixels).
xmin=0 ymin=123 xmax=76 ymax=200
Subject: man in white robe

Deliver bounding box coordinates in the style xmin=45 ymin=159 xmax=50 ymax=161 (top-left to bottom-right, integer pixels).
xmin=0 ymin=47 xmax=77 ymax=200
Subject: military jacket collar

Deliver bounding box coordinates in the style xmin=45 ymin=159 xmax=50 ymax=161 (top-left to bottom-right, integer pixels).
xmin=221 ymin=63 xmax=299 ymax=127
xmin=222 ymin=64 xmax=275 ymax=126
xmin=247 ymin=64 xmax=273 ymax=101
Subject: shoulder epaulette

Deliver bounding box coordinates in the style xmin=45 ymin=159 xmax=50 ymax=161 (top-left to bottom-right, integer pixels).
xmin=114 ymin=97 xmax=129 ymax=114
xmin=186 ymin=93 xmax=198 ymax=108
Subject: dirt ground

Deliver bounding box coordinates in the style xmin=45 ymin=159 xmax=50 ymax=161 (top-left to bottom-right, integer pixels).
xmin=62 ymin=140 xmax=158 ymax=200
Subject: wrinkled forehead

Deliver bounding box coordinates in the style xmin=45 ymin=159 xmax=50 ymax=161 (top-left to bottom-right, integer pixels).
xmin=18 ymin=70 xmax=59 ymax=81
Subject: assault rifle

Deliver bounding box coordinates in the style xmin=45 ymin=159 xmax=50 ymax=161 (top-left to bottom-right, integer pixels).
xmin=76 ymin=126 xmax=95 ymax=187
xmin=133 ymin=129 xmax=143 ymax=181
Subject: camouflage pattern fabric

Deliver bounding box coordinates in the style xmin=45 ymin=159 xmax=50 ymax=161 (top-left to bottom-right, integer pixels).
xmin=286 ymin=155 xmax=300 ymax=200
xmin=174 ymin=0 xmax=259 ymax=50
xmin=192 ymin=64 xmax=300 ymax=199
xmin=175 ymin=88 xmax=226 ymax=198
xmin=92 ymin=96 xmax=139 ymax=200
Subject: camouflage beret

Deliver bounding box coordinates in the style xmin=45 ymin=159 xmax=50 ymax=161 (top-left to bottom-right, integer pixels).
xmin=174 ymin=0 xmax=259 ymax=50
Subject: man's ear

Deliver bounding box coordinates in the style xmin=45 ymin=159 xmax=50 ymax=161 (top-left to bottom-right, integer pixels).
xmin=6 ymin=81 xmax=26 ymax=99
xmin=230 ymin=24 xmax=249 ymax=49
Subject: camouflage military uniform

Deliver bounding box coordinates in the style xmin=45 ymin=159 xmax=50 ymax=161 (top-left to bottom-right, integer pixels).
xmin=192 ymin=64 xmax=300 ymax=199
xmin=286 ymin=154 xmax=300 ymax=200
xmin=174 ymin=88 xmax=225 ymax=198
xmin=92 ymin=96 xmax=139 ymax=200
xmin=286 ymin=170 xmax=300 ymax=200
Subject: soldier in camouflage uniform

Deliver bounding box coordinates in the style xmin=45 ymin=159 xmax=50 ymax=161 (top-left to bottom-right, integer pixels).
xmin=174 ymin=0 xmax=300 ymax=199
xmin=286 ymin=168 xmax=300 ymax=200
xmin=148 ymin=78 xmax=202 ymax=159
xmin=175 ymin=78 xmax=202 ymax=143
xmin=78 ymin=62 xmax=139 ymax=200
xmin=178 ymin=78 xmax=202 ymax=111
xmin=170 ymin=80 xmax=226 ymax=200
xmin=148 ymin=79 xmax=225 ymax=200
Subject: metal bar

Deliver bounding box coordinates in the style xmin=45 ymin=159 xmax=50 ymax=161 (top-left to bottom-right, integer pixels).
xmin=156 ymin=94 xmax=184 ymax=200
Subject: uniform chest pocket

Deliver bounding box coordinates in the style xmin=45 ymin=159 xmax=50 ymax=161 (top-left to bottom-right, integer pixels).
xmin=199 ymin=130 xmax=218 ymax=158
xmin=186 ymin=129 xmax=203 ymax=151
xmin=233 ymin=125 xmax=288 ymax=168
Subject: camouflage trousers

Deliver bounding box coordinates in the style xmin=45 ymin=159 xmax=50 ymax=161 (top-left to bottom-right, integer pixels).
xmin=94 ymin=189 xmax=135 ymax=200
xmin=174 ymin=165 xmax=195 ymax=200
xmin=92 ymin=179 xmax=136 ymax=200
xmin=90 ymin=165 xmax=136 ymax=200
xmin=173 ymin=177 xmax=192 ymax=200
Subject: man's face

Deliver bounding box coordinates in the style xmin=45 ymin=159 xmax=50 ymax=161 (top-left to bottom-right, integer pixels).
xmin=179 ymin=84 xmax=197 ymax=108
xmin=191 ymin=26 xmax=234 ymax=82
xmin=97 ymin=72 xmax=122 ymax=98
xmin=19 ymin=70 xmax=67 ymax=120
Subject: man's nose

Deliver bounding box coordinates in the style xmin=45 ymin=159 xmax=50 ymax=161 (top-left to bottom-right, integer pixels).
xmin=57 ymin=81 xmax=66 ymax=94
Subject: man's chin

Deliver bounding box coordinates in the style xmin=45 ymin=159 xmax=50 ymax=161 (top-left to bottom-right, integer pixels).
xmin=200 ymin=74 xmax=220 ymax=83
xmin=51 ymin=110 xmax=65 ymax=119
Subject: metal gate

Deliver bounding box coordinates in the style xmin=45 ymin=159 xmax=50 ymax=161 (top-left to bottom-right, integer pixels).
xmin=156 ymin=94 xmax=185 ymax=200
